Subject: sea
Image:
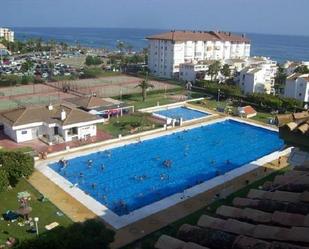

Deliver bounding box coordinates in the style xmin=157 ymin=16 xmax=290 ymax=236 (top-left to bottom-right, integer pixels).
xmin=14 ymin=27 xmax=309 ymax=63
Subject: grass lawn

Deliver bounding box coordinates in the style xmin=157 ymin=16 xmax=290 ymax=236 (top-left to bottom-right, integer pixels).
xmin=98 ymin=113 xmax=163 ymax=138
xmin=250 ymin=111 xmax=275 ymax=124
xmin=0 ymin=179 xmax=72 ymax=246
xmin=124 ymin=166 xmax=290 ymax=249
xmin=190 ymin=98 xmax=229 ymax=111
xmin=122 ymin=90 xmax=185 ymax=110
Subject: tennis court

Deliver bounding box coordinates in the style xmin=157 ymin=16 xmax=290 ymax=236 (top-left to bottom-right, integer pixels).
xmin=0 ymin=84 xmax=55 ymax=97
xmin=0 ymin=92 xmax=76 ymax=111
xmin=47 ymin=75 xmax=179 ymax=97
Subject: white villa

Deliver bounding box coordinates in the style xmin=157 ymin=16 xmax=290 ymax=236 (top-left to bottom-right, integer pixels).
xmin=237 ymin=57 xmax=278 ymax=95
xmin=0 ymin=28 xmax=14 ymax=42
xmin=147 ymin=30 xmax=250 ymax=79
xmin=179 ymin=60 xmax=224 ymax=83
xmin=0 ymin=104 xmax=104 ymax=144
xmin=284 ymin=73 xmax=309 ymax=104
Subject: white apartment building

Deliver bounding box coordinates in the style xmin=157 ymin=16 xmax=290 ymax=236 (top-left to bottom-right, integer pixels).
xmin=179 ymin=61 xmax=218 ymax=82
xmin=237 ymin=57 xmax=277 ymax=95
xmin=284 ymin=73 xmax=309 ymax=103
xmin=147 ymin=30 xmax=250 ymax=79
xmin=283 ymin=61 xmax=309 ymax=75
xmin=0 ymin=28 xmax=14 ymax=42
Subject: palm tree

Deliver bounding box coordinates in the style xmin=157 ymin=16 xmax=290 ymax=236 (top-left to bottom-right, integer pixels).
xmin=136 ymin=73 xmax=154 ymax=102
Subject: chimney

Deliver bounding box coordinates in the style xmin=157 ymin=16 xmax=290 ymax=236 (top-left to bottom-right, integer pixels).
xmin=47 ymin=104 xmax=53 ymax=110
xmin=61 ymin=109 xmax=66 ymax=121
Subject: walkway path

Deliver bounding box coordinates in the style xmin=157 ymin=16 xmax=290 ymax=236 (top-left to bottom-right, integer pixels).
xmin=28 ymin=171 xmax=98 ymax=223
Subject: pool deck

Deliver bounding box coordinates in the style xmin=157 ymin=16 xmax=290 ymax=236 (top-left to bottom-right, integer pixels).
xmin=28 ymin=108 xmax=290 ymax=248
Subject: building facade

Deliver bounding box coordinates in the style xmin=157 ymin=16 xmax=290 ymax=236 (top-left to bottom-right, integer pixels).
xmin=237 ymin=57 xmax=277 ymax=95
xmin=147 ymin=30 xmax=250 ymax=79
xmin=284 ymin=73 xmax=309 ymax=103
xmin=0 ymin=104 xmax=104 ymax=144
xmin=0 ymin=28 xmax=14 ymax=42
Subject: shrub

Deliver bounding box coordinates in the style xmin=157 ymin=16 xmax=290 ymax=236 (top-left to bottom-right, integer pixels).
xmin=0 ymin=151 xmax=34 ymax=185
xmin=0 ymin=169 xmax=9 ymax=192
xmin=16 ymin=219 xmax=115 ymax=249
xmin=85 ymin=55 xmax=102 ymax=66
xmin=195 ymin=81 xmax=243 ymax=98
xmin=81 ymin=67 xmax=104 ymax=78
xmin=246 ymin=93 xmax=283 ymax=110
xmin=281 ymin=97 xmax=303 ymax=110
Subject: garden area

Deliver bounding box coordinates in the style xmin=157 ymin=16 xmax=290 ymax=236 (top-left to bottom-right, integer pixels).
xmin=98 ymin=112 xmax=164 ymax=138
xmin=0 ymin=179 xmax=72 ymax=247
xmin=0 ymin=150 xmax=115 ymax=249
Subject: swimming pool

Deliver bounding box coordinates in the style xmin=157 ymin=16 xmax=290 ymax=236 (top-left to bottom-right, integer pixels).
xmin=154 ymin=106 xmax=209 ymax=121
xmin=49 ymin=119 xmax=284 ymax=217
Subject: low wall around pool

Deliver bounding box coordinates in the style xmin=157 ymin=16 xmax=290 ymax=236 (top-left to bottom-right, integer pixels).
xmin=140 ymin=100 xmax=214 ymax=125
xmin=35 ymin=117 xmax=291 ymax=230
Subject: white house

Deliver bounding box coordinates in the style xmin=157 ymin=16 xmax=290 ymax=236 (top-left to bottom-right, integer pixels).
xmin=179 ymin=60 xmax=220 ymax=82
xmin=147 ymin=30 xmax=250 ymax=79
xmin=238 ymin=67 xmax=275 ymax=95
xmin=0 ymin=28 xmax=14 ymax=42
xmin=237 ymin=57 xmax=277 ymax=95
xmin=283 ymin=61 xmax=309 ymax=75
xmin=284 ymin=73 xmax=309 ymax=104
xmin=0 ymin=104 xmax=104 ymax=144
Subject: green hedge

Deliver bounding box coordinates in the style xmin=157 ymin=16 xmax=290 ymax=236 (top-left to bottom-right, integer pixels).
xmin=195 ymin=80 xmax=243 ymax=98
xmin=195 ymin=81 xmax=303 ymax=112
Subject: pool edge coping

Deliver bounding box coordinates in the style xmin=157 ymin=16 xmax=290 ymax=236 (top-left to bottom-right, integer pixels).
xmin=35 ymin=117 xmax=288 ymax=229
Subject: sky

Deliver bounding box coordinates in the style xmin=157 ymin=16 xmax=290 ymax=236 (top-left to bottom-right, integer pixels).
xmin=1 ymin=0 xmax=309 ymax=36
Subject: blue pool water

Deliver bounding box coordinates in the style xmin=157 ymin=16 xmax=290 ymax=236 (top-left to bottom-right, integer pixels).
xmin=155 ymin=107 xmax=209 ymax=121
xmin=49 ymin=120 xmax=283 ymax=216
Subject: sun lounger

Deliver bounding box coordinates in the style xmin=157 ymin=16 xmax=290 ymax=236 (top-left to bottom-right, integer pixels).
xmin=45 ymin=222 xmax=59 ymax=230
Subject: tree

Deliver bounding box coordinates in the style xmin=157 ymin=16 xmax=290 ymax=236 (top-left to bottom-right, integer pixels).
xmin=136 ymin=73 xmax=154 ymax=101
xmin=275 ymin=65 xmax=287 ymax=85
xmin=294 ymin=65 xmax=309 ymax=74
xmin=220 ymin=64 xmax=231 ymax=79
xmin=16 ymin=219 xmax=115 ymax=249
xmin=207 ymin=61 xmax=221 ymax=81
xmin=21 ymin=61 xmax=34 ymax=73
xmin=0 ymin=169 xmax=9 ymax=192
xmin=85 ymin=56 xmax=102 ymax=66
xmin=0 ymin=151 xmax=34 ymax=185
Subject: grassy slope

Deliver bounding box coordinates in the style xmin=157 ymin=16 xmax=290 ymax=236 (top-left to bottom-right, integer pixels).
xmin=0 ymin=179 xmax=72 ymax=246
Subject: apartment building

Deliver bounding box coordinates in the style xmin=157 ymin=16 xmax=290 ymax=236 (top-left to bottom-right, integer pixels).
xmin=0 ymin=28 xmax=14 ymax=42
xmin=147 ymin=30 xmax=250 ymax=79
xmin=284 ymin=73 xmax=309 ymax=104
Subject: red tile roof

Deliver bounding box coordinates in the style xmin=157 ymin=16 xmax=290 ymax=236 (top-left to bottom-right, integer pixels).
xmin=243 ymin=105 xmax=257 ymax=115
xmin=146 ymin=30 xmax=250 ymax=43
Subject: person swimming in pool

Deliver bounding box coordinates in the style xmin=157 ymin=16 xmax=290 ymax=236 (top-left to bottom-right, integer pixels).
xmin=87 ymin=160 xmax=93 ymax=168
xmin=163 ymin=160 xmax=173 ymax=168
xmin=79 ymin=172 xmax=83 ymax=177
xmin=101 ymin=164 xmax=105 ymax=171
xmin=91 ymin=183 xmax=96 ymax=189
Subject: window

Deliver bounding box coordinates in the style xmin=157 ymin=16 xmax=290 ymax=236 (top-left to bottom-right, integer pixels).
xmin=68 ymin=127 xmax=78 ymax=135
xmin=21 ymin=130 xmax=27 ymax=135
xmin=299 ymin=93 xmax=302 ymax=97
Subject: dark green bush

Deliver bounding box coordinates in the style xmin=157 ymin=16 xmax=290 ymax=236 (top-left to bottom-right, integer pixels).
xmin=0 ymin=151 xmax=34 ymax=186
xmin=0 ymin=169 xmax=9 ymax=192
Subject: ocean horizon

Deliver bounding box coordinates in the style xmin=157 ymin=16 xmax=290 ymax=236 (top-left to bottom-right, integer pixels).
xmin=13 ymin=27 xmax=309 ymax=63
